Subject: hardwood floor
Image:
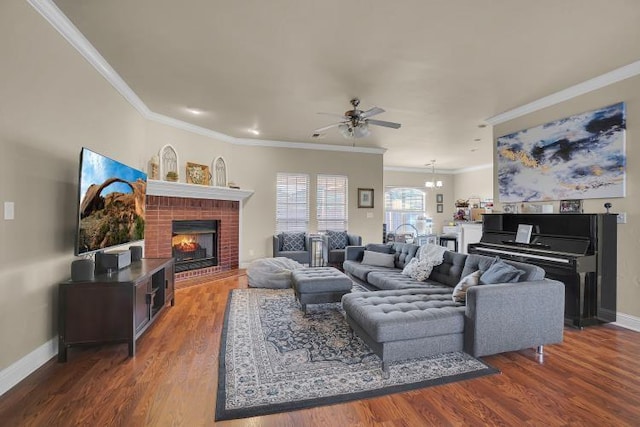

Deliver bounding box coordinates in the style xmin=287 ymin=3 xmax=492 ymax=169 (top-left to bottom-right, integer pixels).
xmin=1 ymin=271 xmax=639 ymax=426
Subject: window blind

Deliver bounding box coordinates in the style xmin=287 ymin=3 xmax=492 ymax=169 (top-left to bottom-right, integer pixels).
xmin=317 ymin=174 xmax=348 ymax=231
xmin=276 ymin=173 xmax=309 ymax=233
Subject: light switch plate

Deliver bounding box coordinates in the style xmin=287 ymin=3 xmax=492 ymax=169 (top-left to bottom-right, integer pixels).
xmin=4 ymin=202 xmax=15 ymax=220
xmin=616 ymin=212 xmax=627 ymax=224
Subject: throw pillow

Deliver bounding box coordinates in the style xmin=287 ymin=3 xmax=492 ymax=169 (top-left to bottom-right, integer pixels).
xmin=327 ymin=230 xmax=349 ymax=250
xmin=361 ymin=250 xmax=395 ymax=268
xmin=479 ymin=259 xmax=525 ymax=284
xmin=281 ymin=232 xmax=305 ymax=251
xmin=452 ymin=270 xmax=482 ymax=303
xmin=402 ymin=257 xmax=418 ymax=277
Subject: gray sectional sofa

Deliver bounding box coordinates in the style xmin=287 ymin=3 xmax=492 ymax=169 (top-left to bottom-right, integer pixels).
xmin=341 ymin=242 xmax=565 ymax=369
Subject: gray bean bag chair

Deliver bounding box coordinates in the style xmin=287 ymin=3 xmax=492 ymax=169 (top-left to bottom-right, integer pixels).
xmin=246 ymin=257 xmax=304 ymax=288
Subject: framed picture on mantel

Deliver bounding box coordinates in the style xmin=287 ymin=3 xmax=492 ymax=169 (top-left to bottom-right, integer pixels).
xmin=358 ymin=188 xmax=374 ymax=208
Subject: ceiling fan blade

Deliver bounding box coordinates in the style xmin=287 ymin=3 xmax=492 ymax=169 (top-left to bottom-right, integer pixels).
xmin=367 ymin=119 xmax=401 ymax=129
xmin=360 ymin=106 xmax=385 ymax=118
xmin=312 ymin=123 xmax=342 ymax=133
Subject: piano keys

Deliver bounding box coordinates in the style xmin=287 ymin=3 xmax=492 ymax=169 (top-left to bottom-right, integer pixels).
xmin=468 ymin=213 xmax=617 ymax=328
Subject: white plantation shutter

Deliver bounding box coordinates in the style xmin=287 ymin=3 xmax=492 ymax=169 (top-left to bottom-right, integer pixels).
xmin=276 ymin=173 xmax=309 ymax=233
xmin=317 ymin=174 xmax=348 ymax=231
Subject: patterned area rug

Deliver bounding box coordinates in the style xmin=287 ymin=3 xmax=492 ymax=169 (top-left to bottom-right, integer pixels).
xmin=215 ymin=287 xmax=498 ymax=421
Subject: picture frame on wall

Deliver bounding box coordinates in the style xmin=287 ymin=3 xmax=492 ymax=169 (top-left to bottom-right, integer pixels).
xmin=358 ymin=188 xmax=374 ymax=208
xmin=436 ymin=194 xmax=443 ymax=203
xmin=560 ymin=199 xmax=583 ymax=214
xmin=437 ymin=203 xmax=444 ymax=213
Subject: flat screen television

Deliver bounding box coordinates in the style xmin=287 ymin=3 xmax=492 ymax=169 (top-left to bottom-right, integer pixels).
xmin=75 ymin=147 xmax=147 ymax=255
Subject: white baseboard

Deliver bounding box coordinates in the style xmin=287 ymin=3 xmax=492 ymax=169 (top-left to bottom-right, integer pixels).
xmin=613 ymin=312 xmax=640 ymax=332
xmin=0 ymin=338 xmax=57 ymax=397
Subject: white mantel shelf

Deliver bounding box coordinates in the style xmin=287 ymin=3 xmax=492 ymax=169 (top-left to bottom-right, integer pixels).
xmin=147 ymin=180 xmax=254 ymax=201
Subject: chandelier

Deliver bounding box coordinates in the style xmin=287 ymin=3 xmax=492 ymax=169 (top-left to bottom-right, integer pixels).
xmin=425 ymin=160 xmax=443 ymax=188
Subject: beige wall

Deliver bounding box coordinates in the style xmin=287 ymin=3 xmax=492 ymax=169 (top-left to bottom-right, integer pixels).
xmin=0 ymin=0 xmax=384 ymax=374
xmin=453 ymin=167 xmax=493 ymax=204
xmin=493 ymin=74 xmax=640 ymax=318
xmin=238 ymin=145 xmax=383 ymax=262
xmin=0 ymin=0 xmax=148 ymax=369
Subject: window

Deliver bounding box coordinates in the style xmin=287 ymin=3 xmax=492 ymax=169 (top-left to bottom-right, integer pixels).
xmin=384 ymin=187 xmax=431 ymax=236
xmin=276 ymin=173 xmax=309 ymax=233
xmin=317 ymin=174 xmax=348 ymax=231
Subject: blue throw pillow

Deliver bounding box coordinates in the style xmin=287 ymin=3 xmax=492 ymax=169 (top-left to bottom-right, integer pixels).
xmin=327 ymin=230 xmax=348 ymax=250
xmin=479 ymin=259 xmax=525 ymax=284
xmin=282 ymin=232 xmax=305 ymax=251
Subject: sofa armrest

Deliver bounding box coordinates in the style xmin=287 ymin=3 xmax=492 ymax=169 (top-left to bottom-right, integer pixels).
xmin=272 ymin=235 xmax=281 ymax=257
xmin=345 ymin=245 xmax=366 ymax=262
xmin=464 ymin=279 xmax=565 ymax=357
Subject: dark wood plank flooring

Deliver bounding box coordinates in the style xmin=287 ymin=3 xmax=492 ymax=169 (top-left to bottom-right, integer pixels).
xmin=1 ymin=271 xmax=639 ymax=426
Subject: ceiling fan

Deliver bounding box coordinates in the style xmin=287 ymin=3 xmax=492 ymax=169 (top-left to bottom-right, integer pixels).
xmin=312 ymin=98 xmax=401 ymax=139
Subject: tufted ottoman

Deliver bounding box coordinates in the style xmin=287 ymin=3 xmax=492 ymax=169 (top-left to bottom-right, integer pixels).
xmin=291 ymin=267 xmax=353 ymax=312
xmin=342 ymin=288 xmax=465 ymax=371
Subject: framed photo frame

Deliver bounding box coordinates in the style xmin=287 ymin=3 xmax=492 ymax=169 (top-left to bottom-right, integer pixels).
xmin=502 ymin=203 xmax=518 ymax=214
xmin=358 ymin=188 xmax=374 ymax=208
xmin=436 ymin=193 xmax=443 ymax=203
xmin=436 ymin=203 xmax=444 ymax=213
xmin=560 ymin=199 xmax=583 ymax=214
xmin=185 ymin=162 xmax=211 ymax=185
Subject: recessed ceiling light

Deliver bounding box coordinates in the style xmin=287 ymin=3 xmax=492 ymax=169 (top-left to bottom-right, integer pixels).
xmin=478 ymin=124 xmax=487 ymax=128
xmin=186 ymin=107 xmax=205 ymax=115
xmin=474 ymin=138 xmax=481 ymax=142
xmin=248 ymin=129 xmax=260 ymax=136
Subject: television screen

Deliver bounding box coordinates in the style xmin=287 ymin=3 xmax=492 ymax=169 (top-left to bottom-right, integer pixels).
xmin=76 ymin=147 xmax=147 ymax=255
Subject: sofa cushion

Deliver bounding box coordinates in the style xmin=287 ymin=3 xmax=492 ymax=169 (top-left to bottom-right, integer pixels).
xmin=479 ymin=259 xmax=525 ymax=284
xmin=451 ymin=270 xmax=481 ymax=303
xmin=281 ymin=232 xmax=305 ymax=251
xmin=326 ymin=230 xmax=349 ymax=250
xmin=343 ymin=260 xmax=391 ymax=281
xmin=342 ymin=288 xmax=465 ymax=342
xmin=367 ymin=270 xmax=448 ymax=291
xmin=462 ymin=254 xmax=545 ymax=282
xmin=361 ymin=250 xmax=395 ymax=268
xmin=390 ymin=243 xmax=419 ymax=269
xmin=428 ymin=251 xmax=467 ymax=287
xmin=365 ymin=243 xmax=394 ymax=254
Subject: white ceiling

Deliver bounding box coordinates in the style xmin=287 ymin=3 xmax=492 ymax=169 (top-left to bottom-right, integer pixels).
xmin=52 ymin=0 xmax=640 ymax=171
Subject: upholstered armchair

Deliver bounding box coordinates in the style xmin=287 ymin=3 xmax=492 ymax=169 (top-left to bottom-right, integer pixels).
xmin=322 ymin=231 xmax=362 ymax=268
xmin=273 ymin=232 xmax=312 ymax=265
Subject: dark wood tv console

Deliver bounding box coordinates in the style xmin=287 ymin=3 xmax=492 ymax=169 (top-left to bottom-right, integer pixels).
xmin=58 ymin=258 xmax=175 ymax=362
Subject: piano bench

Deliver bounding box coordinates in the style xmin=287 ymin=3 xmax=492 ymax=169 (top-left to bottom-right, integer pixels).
xmin=342 ymin=288 xmax=465 ymax=372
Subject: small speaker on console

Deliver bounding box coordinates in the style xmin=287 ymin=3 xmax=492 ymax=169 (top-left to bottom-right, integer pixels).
xmin=129 ymin=245 xmax=143 ymax=261
xmin=71 ymin=259 xmax=95 ymax=281
xmin=95 ymin=249 xmax=131 ymax=273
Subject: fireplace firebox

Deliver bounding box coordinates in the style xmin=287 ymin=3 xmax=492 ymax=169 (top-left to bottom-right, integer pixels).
xmin=172 ymin=220 xmax=219 ymax=273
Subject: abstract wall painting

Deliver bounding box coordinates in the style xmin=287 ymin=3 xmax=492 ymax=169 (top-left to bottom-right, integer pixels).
xmin=497 ymin=102 xmax=626 ymax=202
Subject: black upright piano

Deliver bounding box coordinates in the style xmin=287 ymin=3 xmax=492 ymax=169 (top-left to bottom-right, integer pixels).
xmin=468 ymin=213 xmax=617 ymax=328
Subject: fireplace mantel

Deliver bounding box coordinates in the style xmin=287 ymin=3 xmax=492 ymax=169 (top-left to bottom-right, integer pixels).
xmin=147 ymin=179 xmax=253 ymax=201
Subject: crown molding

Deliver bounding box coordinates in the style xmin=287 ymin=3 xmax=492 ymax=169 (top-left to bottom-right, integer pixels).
xmin=27 ymin=0 xmax=387 ymax=157
xmin=384 ymin=163 xmax=492 ymax=175
xmin=28 ymin=0 xmax=150 ymax=116
xmin=235 ymin=138 xmax=387 ymax=154
xmin=145 ymin=111 xmax=236 ymax=144
xmin=486 ymin=60 xmax=640 ymax=125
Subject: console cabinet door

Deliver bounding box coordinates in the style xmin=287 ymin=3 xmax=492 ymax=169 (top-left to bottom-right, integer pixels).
xmin=134 ymin=279 xmax=151 ymax=333
xmin=165 ymin=262 xmax=175 ymax=305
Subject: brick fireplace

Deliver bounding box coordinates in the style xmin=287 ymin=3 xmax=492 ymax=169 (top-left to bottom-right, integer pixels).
xmin=145 ymin=195 xmax=239 ymax=282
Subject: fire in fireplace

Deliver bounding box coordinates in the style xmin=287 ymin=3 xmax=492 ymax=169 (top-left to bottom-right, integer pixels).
xmin=172 ymin=220 xmax=219 ymax=272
